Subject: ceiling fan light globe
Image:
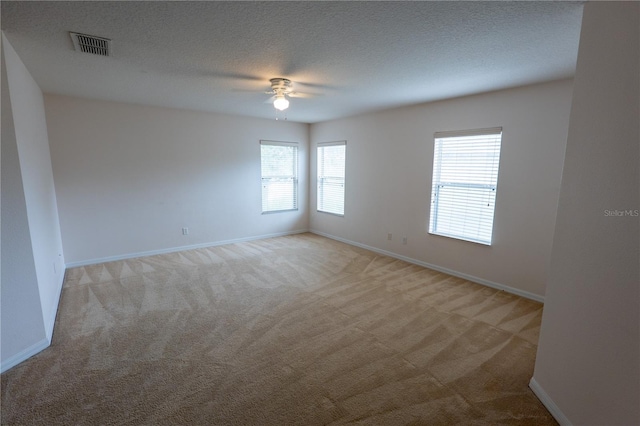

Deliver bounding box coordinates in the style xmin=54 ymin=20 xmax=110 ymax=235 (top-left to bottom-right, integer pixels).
xmin=273 ymin=97 xmax=289 ymax=111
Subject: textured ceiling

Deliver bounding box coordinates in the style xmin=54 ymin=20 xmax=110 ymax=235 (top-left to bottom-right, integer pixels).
xmin=1 ymin=1 xmax=584 ymax=123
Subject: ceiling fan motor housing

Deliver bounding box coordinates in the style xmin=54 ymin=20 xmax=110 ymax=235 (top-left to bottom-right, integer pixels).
xmin=270 ymin=78 xmax=293 ymax=93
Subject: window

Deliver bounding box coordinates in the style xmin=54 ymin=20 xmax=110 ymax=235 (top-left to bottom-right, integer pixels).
xmin=429 ymin=128 xmax=502 ymax=245
xmin=260 ymin=140 xmax=298 ymax=213
xmin=317 ymin=141 xmax=346 ymax=216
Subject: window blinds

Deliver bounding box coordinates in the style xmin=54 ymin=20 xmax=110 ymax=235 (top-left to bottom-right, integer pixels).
xmin=429 ymin=128 xmax=502 ymax=245
xmin=260 ymin=141 xmax=298 ymax=213
xmin=317 ymin=141 xmax=346 ymax=216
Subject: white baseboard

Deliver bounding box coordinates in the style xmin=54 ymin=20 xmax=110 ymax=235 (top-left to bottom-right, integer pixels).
xmin=0 ymin=337 xmax=50 ymax=374
xmin=529 ymin=377 xmax=572 ymax=426
xmin=65 ymin=229 xmax=310 ymax=268
xmin=310 ymin=230 xmax=544 ymax=303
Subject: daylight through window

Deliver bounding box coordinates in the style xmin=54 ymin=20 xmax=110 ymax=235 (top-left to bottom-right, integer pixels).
xmin=317 ymin=141 xmax=346 ymax=216
xmin=260 ymin=140 xmax=298 ymax=213
xmin=429 ymin=128 xmax=502 ymax=245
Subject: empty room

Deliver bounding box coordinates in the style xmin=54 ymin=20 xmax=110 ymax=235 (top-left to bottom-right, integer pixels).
xmin=1 ymin=1 xmax=638 ymax=425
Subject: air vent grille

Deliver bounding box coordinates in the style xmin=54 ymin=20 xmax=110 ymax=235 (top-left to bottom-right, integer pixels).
xmin=70 ymin=32 xmax=111 ymax=56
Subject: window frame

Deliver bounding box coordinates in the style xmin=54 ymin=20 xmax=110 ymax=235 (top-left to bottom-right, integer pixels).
xmin=317 ymin=140 xmax=347 ymax=217
xmin=260 ymin=140 xmax=299 ymax=214
xmin=428 ymin=127 xmax=503 ymax=245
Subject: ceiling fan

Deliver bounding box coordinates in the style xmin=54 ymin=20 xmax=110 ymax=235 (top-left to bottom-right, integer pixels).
xmin=265 ymin=78 xmax=316 ymax=111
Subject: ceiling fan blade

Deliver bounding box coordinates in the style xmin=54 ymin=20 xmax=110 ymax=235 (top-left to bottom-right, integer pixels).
xmin=209 ymin=71 xmax=264 ymax=82
xmin=288 ymin=91 xmax=320 ymax=99
xmin=294 ymin=81 xmax=340 ymax=90
xmin=264 ymin=95 xmax=276 ymax=104
xmin=232 ymin=88 xmax=263 ymax=93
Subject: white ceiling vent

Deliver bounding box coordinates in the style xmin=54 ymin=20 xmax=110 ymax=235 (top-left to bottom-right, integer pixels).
xmin=70 ymin=32 xmax=111 ymax=56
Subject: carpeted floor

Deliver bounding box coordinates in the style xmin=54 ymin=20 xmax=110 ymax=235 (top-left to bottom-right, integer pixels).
xmin=1 ymin=233 xmax=556 ymax=425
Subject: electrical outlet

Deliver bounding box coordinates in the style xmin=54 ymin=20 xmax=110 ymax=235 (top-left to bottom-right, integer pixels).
xmin=387 ymin=233 xmax=392 ymax=241
xmin=182 ymin=227 xmax=189 ymax=235
xmin=402 ymin=237 xmax=407 ymax=245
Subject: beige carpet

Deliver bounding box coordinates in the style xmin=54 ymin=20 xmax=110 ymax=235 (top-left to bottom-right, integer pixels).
xmin=1 ymin=233 xmax=555 ymax=425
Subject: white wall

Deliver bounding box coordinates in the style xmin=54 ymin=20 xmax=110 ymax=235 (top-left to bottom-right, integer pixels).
xmin=310 ymin=79 xmax=573 ymax=300
xmin=531 ymin=2 xmax=639 ymax=425
xmin=45 ymin=95 xmax=309 ymax=265
xmin=1 ymin=34 xmax=65 ymax=371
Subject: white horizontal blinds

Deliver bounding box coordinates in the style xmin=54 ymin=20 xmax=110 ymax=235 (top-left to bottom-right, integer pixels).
xmin=260 ymin=141 xmax=298 ymax=213
xmin=429 ymin=128 xmax=502 ymax=245
xmin=317 ymin=141 xmax=346 ymax=215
